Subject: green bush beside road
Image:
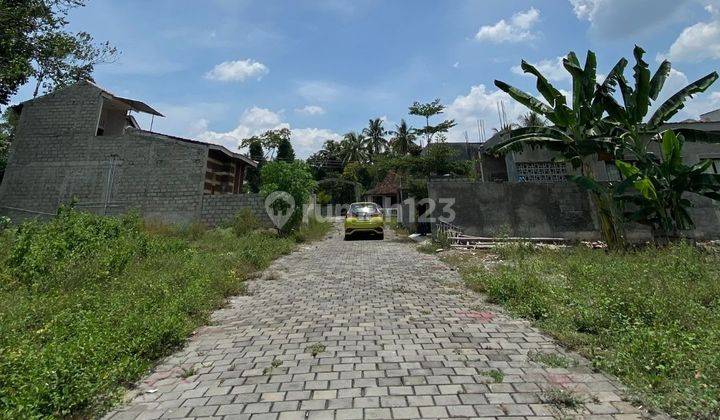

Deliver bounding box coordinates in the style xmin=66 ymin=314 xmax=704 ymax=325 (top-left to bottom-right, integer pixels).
xmin=0 ymin=209 xmax=321 ymax=418
xmin=449 ymin=243 xmax=720 ymax=419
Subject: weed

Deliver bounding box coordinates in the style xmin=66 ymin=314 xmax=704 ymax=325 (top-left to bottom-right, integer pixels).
xmin=292 ymin=217 xmax=332 ymax=243
xmin=306 ymin=343 xmax=326 ymax=357
xmin=541 ymin=387 xmax=586 ymax=411
xmin=231 ymin=208 xmax=260 ymax=237
xmin=452 ymin=243 xmax=720 ymax=419
xmin=183 ymin=221 xmax=208 ymax=240
xmin=0 ymin=216 xmax=10 ymax=231
xmin=417 ymin=241 xmax=437 ymax=254
xmin=180 ymin=366 xmax=198 ymax=379
xmin=263 ymin=358 xmax=283 ymax=375
xmin=485 ymin=369 xmax=504 ymax=383
xmin=0 ymin=209 xmax=311 ymax=418
xmin=528 ymin=351 xmax=576 ymax=369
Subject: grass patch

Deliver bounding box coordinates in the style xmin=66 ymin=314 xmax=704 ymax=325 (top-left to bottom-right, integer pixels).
xmin=292 ymin=216 xmax=332 ymax=243
xmin=540 ymin=387 xmax=587 ymax=412
xmin=0 ymin=208 xmax=303 ymax=418
xmin=451 ymin=243 xmax=720 ymax=419
xmin=306 ymin=343 xmax=326 ymax=357
xmin=484 ymin=369 xmax=505 ymax=383
xmin=263 ymin=358 xmax=283 ymax=375
xmin=180 ymin=366 xmax=198 ymax=379
xmin=528 ymin=351 xmax=576 ymax=369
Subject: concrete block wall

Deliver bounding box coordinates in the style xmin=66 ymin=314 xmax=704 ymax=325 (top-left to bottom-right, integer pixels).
xmin=429 ymin=179 xmax=599 ymax=240
xmin=428 ymin=179 xmax=720 ymax=240
xmin=0 ymin=81 xmax=260 ymax=226
xmin=200 ymin=193 xmax=272 ymax=227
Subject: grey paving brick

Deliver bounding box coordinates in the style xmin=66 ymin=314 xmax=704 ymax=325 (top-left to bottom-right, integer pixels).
xmin=104 ymin=224 xmax=656 ymax=419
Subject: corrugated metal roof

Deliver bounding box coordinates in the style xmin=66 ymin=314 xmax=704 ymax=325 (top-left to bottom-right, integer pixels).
xmin=115 ymin=96 xmax=164 ymax=117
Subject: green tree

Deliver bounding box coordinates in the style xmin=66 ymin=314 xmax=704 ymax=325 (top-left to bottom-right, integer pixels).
xmin=492 ymin=46 xmax=719 ymax=248
xmin=1 ymin=0 xmax=118 ymax=104
xmin=276 ymin=137 xmax=295 ymax=162
xmin=339 ymin=132 xmax=368 ymax=164
xmin=614 ymin=131 xmax=720 ymax=242
xmin=260 ymin=161 xmax=317 ymax=233
xmin=342 ymin=162 xmax=373 ymax=190
xmin=361 ymin=118 xmax=387 ymax=157
xmin=491 ymin=50 xmax=642 ymax=249
xmin=306 ymin=139 xmax=344 ymax=179
xmin=0 ymin=108 xmax=20 ymax=172
xmin=241 ymin=128 xmax=291 ymax=160
xmin=245 ymin=139 xmax=265 ymax=193
xmin=389 ymin=119 xmax=416 ymax=155
xmin=408 ymin=99 xmax=456 ymax=147
xmin=518 ymin=111 xmax=546 ymax=128
xmin=596 ymin=46 xmax=719 ymax=166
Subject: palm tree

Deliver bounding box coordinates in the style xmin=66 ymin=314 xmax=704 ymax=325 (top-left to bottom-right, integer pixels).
xmin=340 ymin=132 xmax=368 ymax=164
xmin=362 ymin=118 xmax=388 ymax=157
xmin=389 ymin=119 xmax=416 ymax=155
xmin=518 ymin=112 xmax=546 ymax=128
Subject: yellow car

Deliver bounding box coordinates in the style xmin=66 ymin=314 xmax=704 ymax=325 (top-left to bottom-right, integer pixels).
xmin=344 ymin=202 xmax=384 ymax=240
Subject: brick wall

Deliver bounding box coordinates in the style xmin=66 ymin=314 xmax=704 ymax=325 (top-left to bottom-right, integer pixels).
xmin=200 ymin=193 xmax=272 ymax=227
xmin=0 ymin=82 xmax=260 ymax=226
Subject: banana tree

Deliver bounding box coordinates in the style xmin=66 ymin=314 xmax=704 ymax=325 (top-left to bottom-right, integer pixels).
xmin=597 ymin=46 xmax=720 ymax=163
xmin=492 ymin=50 xmax=628 ymax=248
xmin=613 ymin=130 xmax=720 ymax=242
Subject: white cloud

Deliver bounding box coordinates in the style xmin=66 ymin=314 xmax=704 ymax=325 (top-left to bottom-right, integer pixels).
xmin=569 ymin=0 xmax=695 ymax=38
xmin=650 ymin=68 xmax=720 ymax=120
xmin=195 ymin=106 xmax=338 ymax=158
xmin=665 ymin=19 xmax=720 ymax=62
xmin=445 ymin=84 xmax=528 ymax=141
xmin=475 ymin=8 xmax=540 ymax=43
xmin=292 ymin=128 xmax=341 ymax=157
xmin=197 ymin=107 xmax=285 ymax=150
xmin=296 ymin=81 xmax=343 ymax=102
xmin=204 ymin=59 xmax=269 ymax=82
xmin=295 ymin=105 xmax=326 ymax=116
xmin=511 ymin=57 xmax=569 ymax=83
xmin=445 ymin=84 xmax=576 ymax=142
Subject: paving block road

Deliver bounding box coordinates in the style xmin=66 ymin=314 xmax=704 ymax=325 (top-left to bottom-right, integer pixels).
xmin=105 ymin=223 xmax=654 ymax=419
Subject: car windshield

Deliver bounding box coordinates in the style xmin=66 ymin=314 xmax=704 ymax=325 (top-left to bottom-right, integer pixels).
xmin=350 ymin=203 xmax=378 ymax=214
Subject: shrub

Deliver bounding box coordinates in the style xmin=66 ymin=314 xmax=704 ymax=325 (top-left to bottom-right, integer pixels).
xmin=0 ymin=209 xmax=300 ymax=418
xmin=182 ymin=221 xmax=208 ymax=240
xmin=231 ymin=208 xmax=260 ymax=237
xmin=292 ymin=216 xmax=331 ymax=243
xmin=260 ymin=161 xmax=317 ymax=234
xmin=0 ymin=215 xmax=10 ymax=231
xmin=456 ymin=244 xmax=720 ymax=419
xmin=9 ymin=208 xmax=149 ymax=290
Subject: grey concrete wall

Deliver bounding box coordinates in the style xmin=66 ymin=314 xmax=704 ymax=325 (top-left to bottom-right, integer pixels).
xmin=0 ymin=81 xmax=207 ymax=224
xmin=0 ymin=81 xmax=261 ymax=226
xmin=429 ymin=179 xmax=720 ymax=240
xmin=429 ymin=179 xmax=599 ymax=240
xmin=200 ymin=193 xmax=272 ymax=227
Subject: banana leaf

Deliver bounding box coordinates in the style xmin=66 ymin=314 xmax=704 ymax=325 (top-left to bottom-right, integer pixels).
xmin=649 ymin=60 xmax=671 ymax=101
xmin=632 ymin=46 xmax=651 ymax=123
xmin=494 ymin=80 xmax=556 ymax=123
xmin=521 ymin=60 xmax=567 ymax=107
xmin=648 ymin=71 xmax=720 ymax=129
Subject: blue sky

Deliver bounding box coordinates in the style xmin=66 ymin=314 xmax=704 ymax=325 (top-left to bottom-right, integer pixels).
xmin=10 ymin=0 xmax=720 ymax=157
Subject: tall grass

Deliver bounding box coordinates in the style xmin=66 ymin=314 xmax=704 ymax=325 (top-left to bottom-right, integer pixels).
xmin=456 ymin=244 xmax=720 ymax=419
xmin=0 ymin=209 xmax=303 ymax=418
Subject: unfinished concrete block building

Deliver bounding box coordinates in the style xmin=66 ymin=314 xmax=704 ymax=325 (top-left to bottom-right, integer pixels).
xmin=0 ymin=81 xmax=269 ymax=225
